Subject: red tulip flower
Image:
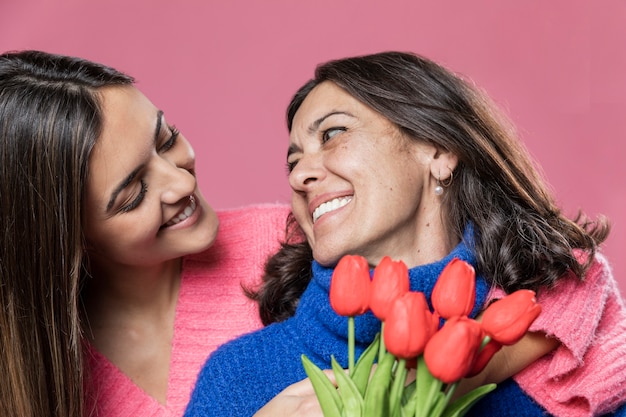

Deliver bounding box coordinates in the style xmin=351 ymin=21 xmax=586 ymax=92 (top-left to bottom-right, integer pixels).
xmin=466 ymin=338 xmax=502 ymax=378
xmin=423 ymin=316 xmax=483 ymax=383
xmin=481 ymin=290 xmax=542 ymax=345
xmin=431 ymin=258 xmax=476 ymax=319
xmin=384 ymin=291 xmax=439 ymax=359
xmin=370 ymin=256 xmax=410 ymax=321
xmin=329 ymin=255 xmax=371 ymax=317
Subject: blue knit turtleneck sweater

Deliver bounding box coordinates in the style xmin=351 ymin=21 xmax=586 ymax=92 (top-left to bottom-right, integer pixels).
xmin=184 ymin=239 xmax=546 ymax=416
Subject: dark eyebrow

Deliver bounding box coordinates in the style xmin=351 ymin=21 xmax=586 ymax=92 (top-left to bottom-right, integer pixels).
xmin=306 ymin=111 xmax=352 ymax=135
xmin=105 ymin=110 xmax=163 ymax=212
xmin=154 ymin=110 xmax=164 ymax=145
xmin=287 ymin=111 xmax=353 ymax=159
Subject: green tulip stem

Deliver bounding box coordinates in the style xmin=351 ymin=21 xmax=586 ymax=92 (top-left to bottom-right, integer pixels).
xmin=348 ymin=316 xmax=355 ymax=376
xmin=480 ymin=335 xmax=491 ymax=350
xmin=444 ymin=381 xmax=458 ymax=406
xmin=378 ymin=321 xmax=386 ymax=360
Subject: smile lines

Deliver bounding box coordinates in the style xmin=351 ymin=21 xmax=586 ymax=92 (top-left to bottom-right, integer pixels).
xmin=312 ymin=196 xmax=352 ymax=223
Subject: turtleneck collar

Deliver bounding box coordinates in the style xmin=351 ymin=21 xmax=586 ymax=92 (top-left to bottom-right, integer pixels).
xmin=292 ymin=234 xmax=490 ymax=366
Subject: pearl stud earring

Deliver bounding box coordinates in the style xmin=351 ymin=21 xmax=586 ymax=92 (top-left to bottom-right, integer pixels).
xmin=435 ymin=171 xmax=453 ymax=196
xmin=435 ymin=178 xmax=444 ymax=195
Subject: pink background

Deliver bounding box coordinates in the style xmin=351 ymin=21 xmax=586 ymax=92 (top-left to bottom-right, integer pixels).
xmin=2 ymin=0 xmax=624 ymax=295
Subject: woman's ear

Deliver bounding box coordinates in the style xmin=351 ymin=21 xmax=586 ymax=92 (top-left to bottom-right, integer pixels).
xmin=430 ymin=148 xmax=458 ymax=181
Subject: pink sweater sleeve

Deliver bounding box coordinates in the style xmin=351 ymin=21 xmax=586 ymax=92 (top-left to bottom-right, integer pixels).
xmin=489 ymin=253 xmax=626 ymax=416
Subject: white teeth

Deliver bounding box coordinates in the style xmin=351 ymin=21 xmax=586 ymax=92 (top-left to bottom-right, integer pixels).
xmin=165 ymin=196 xmax=196 ymax=227
xmin=312 ymin=196 xmax=352 ymax=223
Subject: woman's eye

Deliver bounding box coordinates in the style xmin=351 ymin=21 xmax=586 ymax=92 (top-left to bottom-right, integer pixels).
xmin=158 ymin=125 xmax=179 ymax=152
xmin=322 ymin=127 xmax=346 ymax=143
xmin=120 ymin=180 xmax=147 ymax=213
xmin=286 ymin=159 xmax=298 ymax=174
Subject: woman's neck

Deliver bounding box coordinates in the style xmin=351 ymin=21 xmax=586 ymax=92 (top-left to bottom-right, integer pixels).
xmin=82 ymin=258 xmax=182 ymax=334
xmin=81 ymin=258 xmax=183 ymax=405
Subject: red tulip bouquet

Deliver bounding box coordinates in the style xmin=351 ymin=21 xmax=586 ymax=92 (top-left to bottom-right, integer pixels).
xmin=301 ymin=255 xmax=542 ymax=417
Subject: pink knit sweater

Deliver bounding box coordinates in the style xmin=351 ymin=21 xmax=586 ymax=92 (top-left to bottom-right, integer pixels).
xmin=84 ymin=204 xmax=290 ymax=417
xmin=490 ymin=252 xmax=626 ymax=416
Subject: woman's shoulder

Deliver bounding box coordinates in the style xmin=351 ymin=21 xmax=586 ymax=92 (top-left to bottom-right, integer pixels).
xmin=186 ymin=322 xmax=298 ymax=416
xmin=184 ymin=203 xmax=290 ymax=264
xmin=573 ymin=248 xmax=612 ymax=281
xmin=197 ymin=322 xmax=291 ymax=381
xmin=216 ymin=203 xmax=291 ymax=244
xmin=216 ymin=203 xmax=291 ymax=225
xmin=533 ymin=250 xmax=620 ymax=325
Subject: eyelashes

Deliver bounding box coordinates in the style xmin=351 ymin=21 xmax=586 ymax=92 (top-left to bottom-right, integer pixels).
xmin=286 ymin=126 xmax=346 ymax=174
xmin=120 ymin=180 xmax=147 ymax=213
xmin=159 ymin=125 xmax=180 ymax=152
xmin=322 ymin=126 xmax=346 ymax=142
xmin=120 ymin=125 xmax=177 ymax=212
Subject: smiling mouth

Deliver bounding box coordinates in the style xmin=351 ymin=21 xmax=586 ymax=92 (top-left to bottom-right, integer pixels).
xmin=312 ymin=196 xmax=352 ymax=223
xmin=164 ymin=195 xmax=197 ymax=227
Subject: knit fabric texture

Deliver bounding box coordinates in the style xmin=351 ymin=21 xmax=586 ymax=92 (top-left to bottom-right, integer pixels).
xmin=484 ymin=252 xmax=626 ymax=417
xmin=184 ymin=237 xmax=491 ymax=417
xmin=84 ymin=204 xmax=290 ymax=417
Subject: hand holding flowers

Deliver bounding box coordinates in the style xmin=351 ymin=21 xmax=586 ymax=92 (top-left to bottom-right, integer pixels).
xmin=302 ymin=255 xmax=542 ymax=417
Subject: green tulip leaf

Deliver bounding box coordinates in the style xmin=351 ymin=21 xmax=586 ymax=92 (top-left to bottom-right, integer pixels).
xmin=429 ymin=391 xmax=447 ymax=417
xmin=441 ymin=383 xmax=497 ymax=417
xmin=331 ymin=356 xmax=364 ymax=417
xmin=401 ymin=397 xmax=416 ymax=417
xmin=301 ymin=354 xmax=343 ymax=417
xmin=401 ymin=379 xmax=416 ymax=404
xmin=351 ymin=333 xmax=380 ymax=396
xmin=363 ymin=351 xmax=395 ymax=417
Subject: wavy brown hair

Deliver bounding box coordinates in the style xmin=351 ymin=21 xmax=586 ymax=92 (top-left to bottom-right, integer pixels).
xmin=0 ymin=50 xmax=132 ymax=417
xmin=251 ymin=51 xmax=609 ymax=325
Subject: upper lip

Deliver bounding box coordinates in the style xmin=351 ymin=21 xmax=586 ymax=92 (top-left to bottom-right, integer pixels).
xmin=162 ymin=194 xmax=196 ymax=227
xmin=308 ymin=191 xmax=353 ymax=218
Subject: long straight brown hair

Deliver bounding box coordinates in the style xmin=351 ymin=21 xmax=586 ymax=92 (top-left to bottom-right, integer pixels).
xmin=0 ymin=50 xmax=132 ymax=417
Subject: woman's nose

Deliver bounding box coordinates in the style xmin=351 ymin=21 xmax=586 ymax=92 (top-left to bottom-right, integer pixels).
xmin=288 ymin=153 xmax=326 ymax=191
xmin=170 ymin=135 xmax=196 ymax=173
xmin=158 ymin=137 xmax=197 ymax=204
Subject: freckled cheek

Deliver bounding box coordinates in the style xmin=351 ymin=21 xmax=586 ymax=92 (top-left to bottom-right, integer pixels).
xmin=328 ymin=146 xmax=374 ymax=175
